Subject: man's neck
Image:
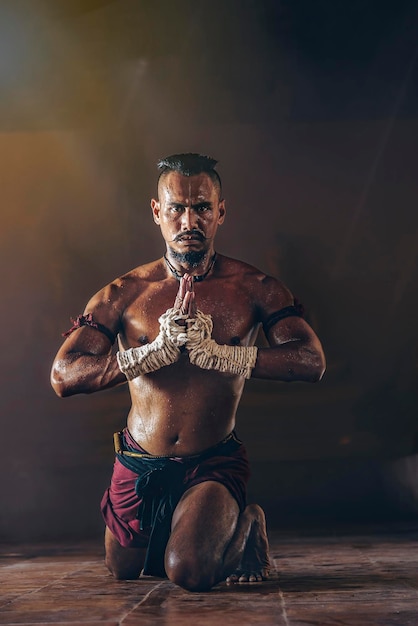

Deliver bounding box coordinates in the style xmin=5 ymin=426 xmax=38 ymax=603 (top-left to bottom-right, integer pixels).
xmin=164 ymin=249 xmax=217 ymax=282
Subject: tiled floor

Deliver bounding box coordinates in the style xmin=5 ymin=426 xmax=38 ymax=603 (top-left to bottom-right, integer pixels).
xmin=1 ymin=526 xmax=418 ymax=625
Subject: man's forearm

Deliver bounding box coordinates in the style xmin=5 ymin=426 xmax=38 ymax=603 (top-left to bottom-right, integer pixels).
xmin=116 ymin=307 xmax=186 ymax=381
xmin=252 ymin=340 xmax=326 ymax=382
xmin=51 ymin=353 xmax=126 ymax=397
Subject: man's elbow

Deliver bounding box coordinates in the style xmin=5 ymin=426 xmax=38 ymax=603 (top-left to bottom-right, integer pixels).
xmin=309 ymin=364 xmax=326 ymax=383
xmin=299 ymin=344 xmax=326 ymax=383
xmin=50 ymin=361 xmax=75 ymax=398
xmin=308 ymin=350 xmax=326 ymax=382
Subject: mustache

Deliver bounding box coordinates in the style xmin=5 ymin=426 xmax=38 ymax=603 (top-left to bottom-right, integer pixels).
xmin=173 ymin=230 xmax=207 ymax=242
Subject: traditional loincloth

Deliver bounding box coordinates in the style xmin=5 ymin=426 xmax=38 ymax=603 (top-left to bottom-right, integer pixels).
xmin=101 ymin=428 xmax=250 ymax=577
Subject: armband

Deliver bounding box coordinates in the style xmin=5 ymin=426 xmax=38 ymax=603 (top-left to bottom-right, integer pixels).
xmin=62 ymin=313 xmax=116 ymax=344
xmin=263 ymin=302 xmax=304 ymax=335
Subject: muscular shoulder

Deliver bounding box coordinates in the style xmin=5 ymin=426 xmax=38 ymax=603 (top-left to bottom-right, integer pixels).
xmin=214 ymin=255 xmax=295 ymax=331
xmin=217 ymin=255 xmax=293 ymax=309
xmin=119 ymin=259 xmax=165 ymax=292
xmin=84 ymin=259 xmax=164 ymax=328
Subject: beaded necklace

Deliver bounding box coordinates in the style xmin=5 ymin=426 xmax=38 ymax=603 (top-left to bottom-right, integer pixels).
xmin=164 ymin=253 xmax=217 ymax=282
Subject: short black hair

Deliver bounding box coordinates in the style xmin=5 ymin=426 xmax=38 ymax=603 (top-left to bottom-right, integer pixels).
xmin=157 ymin=153 xmax=222 ymax=197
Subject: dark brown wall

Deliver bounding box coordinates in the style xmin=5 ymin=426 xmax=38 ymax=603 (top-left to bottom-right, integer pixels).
xmin=1 ymin=0 xmax=418 ymax=541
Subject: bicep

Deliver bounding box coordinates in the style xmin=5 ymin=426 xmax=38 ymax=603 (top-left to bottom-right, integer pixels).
xmin=265 ymin=315 xmax=319 ymax=348
xmin=254 ymin=274 xmax=323 ymax=348
xmin=56 ymin=325 xmax=114 ymax=361
xmin=252 ymin=274 xmax=325 ymax=380
xmin=58 ymin=289 xmax=122 ymax=358
xmin=256 ymin=274 xmax=305 ymax=343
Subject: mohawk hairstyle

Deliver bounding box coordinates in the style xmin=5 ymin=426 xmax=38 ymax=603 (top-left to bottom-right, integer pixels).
xmin=157 ymin=153 xmax=222 ymax=197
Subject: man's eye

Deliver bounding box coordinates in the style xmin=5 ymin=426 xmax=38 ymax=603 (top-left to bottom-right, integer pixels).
xmin=171 ymin=205 xmax=183 ymax=212
xmin=197 ymin=205 xmax=210 ymax=212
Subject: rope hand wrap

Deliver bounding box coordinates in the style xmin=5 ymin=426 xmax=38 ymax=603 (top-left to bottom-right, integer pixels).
xmin=186 ymin=310 xmax=258 ymax=379
xmin=117 ymin=308 xmax=188 ymax=381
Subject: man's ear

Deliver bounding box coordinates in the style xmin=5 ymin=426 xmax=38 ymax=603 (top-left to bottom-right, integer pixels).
xmin=218 ymin=199 xmax=226 ymax=225
xmin=151 ymin=198 xmax=160 ymax=224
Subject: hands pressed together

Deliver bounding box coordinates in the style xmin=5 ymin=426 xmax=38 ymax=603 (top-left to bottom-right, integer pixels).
xmin=117 ymin=275 xmax=258 ymax=381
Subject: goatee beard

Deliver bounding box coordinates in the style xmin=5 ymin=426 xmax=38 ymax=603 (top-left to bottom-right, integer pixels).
xmin=168 ymin=248 xmax=207 ymax=268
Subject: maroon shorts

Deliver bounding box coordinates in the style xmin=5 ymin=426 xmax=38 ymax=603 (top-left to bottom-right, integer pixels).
xmin=101 ymin=429 xmax=250 ymax=551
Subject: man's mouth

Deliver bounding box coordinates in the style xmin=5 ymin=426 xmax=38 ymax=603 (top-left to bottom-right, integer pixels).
xmin=175 ymin=232 xmax=205 ymax=242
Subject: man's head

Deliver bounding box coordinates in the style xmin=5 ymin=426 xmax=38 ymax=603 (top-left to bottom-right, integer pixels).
xmin=156 ymin=153 xmax=222 ymax=200
xmin=151 ymin=153 xmax=225 ymax=268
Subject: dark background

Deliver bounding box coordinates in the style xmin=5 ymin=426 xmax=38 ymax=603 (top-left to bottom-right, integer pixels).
xmin=1 ymin=0 xmax=418 ymax=542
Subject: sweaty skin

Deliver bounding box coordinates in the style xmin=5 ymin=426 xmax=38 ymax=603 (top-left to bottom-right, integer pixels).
xmin=51 ymin=171 xmax=326 ymax=591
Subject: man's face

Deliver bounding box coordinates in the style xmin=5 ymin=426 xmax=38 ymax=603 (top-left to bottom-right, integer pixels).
xmin=151 ymin=172 xmax=225 ymax=258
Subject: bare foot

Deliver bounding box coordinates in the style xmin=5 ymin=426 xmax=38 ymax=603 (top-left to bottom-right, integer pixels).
xmin=226 ymin=504 xmax=270 ymax=584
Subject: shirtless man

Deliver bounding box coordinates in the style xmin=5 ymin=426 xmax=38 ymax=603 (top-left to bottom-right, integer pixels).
xmin=51 ymin=153 xmax=325 ymax=592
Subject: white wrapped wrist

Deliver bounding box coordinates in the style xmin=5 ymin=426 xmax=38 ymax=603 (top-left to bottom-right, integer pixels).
xmin=117 ymin=308 xmax=187 ymax=381
xmin=186 ymin=310 xmax=258 ymax=379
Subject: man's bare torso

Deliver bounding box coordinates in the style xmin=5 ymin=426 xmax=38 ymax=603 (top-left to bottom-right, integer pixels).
xmin=113 ymin=254 xmax=266 ymax=456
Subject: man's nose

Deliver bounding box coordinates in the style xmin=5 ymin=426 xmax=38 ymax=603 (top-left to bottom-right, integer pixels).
xmin=181 ymin=208 xmax=196 ymax=230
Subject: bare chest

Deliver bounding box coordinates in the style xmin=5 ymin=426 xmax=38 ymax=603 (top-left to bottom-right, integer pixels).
xmin=120 ymin=279 xmax=258 ymax=348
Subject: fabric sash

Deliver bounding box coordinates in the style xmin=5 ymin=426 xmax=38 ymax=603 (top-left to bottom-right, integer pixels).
xmin=114 ymin=430 xmax=241 ymax=576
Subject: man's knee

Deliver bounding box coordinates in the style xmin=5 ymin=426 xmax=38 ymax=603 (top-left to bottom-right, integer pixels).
xmin=242 ymin=502 xmax=266 ymax=525
xmin=105 ymin=555 xmax=141 ymax=580
xmin=165 ymin=548 xmax=216 ymax=592
xmin=104 ymin=527 xmax=144 ymax=580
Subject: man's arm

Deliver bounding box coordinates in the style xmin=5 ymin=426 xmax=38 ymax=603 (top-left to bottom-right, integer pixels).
xmin=185 ymin=273 xmax=325 ymax=383
xmin=51 ymin=276 xmax=194 ymax=396
xmin=51 ymin=330 xmax=125 ymax=397
xmin=253 ymin=316 xmax=325 ymax=382
xmin=50 ymin=290 xmax=126 ymax=397
xmin=253 ymin=275 xmax=326 ymax=382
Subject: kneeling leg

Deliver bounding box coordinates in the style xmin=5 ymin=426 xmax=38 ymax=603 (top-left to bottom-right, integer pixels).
xmin=164 ymin=481 xmax=269 ymax=591
xmin=104 ymin=526 xmax=147 ymax=580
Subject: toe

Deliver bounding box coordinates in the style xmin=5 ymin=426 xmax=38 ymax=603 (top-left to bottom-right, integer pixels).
xmin=226 ymin=574 xmax=239 ymax=584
